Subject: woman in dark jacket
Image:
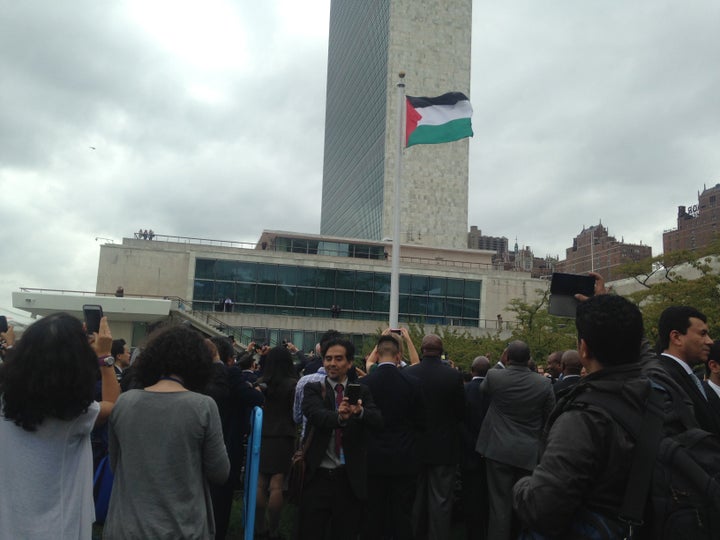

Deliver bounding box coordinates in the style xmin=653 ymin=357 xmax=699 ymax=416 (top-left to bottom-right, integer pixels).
xmin=255 ymin=346 xmax=297 ymax=538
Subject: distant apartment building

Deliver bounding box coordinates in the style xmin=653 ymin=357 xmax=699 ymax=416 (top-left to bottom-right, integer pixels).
xmin=557 ymin=223 xmax=652 ymax=281
xmin=467 ymin=227 xmax=557 ymax=278
xmin=468 ymin=225 xmax=508 ymax=257
xmin=663 ymin=184 xmax=720 ymax=254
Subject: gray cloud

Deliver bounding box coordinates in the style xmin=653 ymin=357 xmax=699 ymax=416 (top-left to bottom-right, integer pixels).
xmin=1 ymin=0 xmax=719 ymax=308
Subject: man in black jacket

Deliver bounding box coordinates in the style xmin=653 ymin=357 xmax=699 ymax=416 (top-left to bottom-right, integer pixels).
xmin=513 ymin=294 xmax=649 ymax=537
xmin=643 ymin=306 xmax=720 ymax=436
xmin=405 ymin=334 xmax=465 ymax=540
xmin=205 ymin=337 xmax=264 ymax=540
xmin=461 ymin=356 xmax=490 ymax=540
xmin=360 ymin=334 xmax=425 ymax=540
xmin=299 ymin=337 xmax=383 ymax=540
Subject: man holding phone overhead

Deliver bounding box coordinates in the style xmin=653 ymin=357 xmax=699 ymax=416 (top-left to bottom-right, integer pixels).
xmin=360 ymin=334 xmax=426 ymax=540
xmin=299 ymin=336 xmax=383 ymax=540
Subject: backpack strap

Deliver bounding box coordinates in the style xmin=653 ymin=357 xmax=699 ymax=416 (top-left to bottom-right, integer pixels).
xmin=572 ymin=382 xmax=665 ymax=529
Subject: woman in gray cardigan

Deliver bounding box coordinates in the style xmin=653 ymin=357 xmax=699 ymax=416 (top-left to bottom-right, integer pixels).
xmin=103 ymin=325 xmax=230 ymax=539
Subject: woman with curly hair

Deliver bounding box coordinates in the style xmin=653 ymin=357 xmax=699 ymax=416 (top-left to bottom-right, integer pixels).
xmin=0 ymin=313 xmax=120 ymax=539
xmin=255 ymin=346 xmax=298 ymax=539
xmin=102 ymin=325 xmax=230 ymax=539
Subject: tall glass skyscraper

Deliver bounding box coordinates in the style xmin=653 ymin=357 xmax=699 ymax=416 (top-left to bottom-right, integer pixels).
xmin=320 ymin=0 xmax=473 ymax=249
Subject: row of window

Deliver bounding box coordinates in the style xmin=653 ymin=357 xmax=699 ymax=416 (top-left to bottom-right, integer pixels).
xmin=193 ymin=259 xmax=482 ymax=328
xmin=194 ymin=300 xmax=479 ymax=327
xmin=194 ymin=283 xmax=479 ymax=317
xmin=195 ymin=259 xmax=481 ymax=297
xmin=272 ymin=237 xmax=387 ymax=260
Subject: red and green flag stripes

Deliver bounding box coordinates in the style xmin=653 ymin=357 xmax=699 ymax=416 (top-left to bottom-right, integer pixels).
xmin=405 ymin=92 xmax=473 ymax=147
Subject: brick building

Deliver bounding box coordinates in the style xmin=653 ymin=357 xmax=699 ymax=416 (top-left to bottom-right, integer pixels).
xmin=557 ymin=223 xmax=652 ymax=281
xmin=663 ymin=184 xmax=720 ymax=254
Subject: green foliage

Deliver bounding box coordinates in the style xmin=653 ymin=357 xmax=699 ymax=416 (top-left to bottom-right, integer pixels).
xmin=507 ymin=288 xmax=578 ymax=364
xmin=625 ymin=258 xmax=720 ymax=345
xmin=360 ymin=242 xmax=720 ymax=372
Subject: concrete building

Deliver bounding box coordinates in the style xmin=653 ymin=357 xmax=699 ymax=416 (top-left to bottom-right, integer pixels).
xmin=557 ymin=223 xmax=652 ymax=281
xmin=10 ymin=291 xmax=183 ymax=349
xmin=49 ymin=232 xmax=544 ymax=352
xmin=664 ymin=183 xmax=720 ymax=254
xmin=320 ymin=0 xmax=472 ymax=249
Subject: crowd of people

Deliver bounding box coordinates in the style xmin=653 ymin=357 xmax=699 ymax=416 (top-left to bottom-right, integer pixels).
xmin=1 ymin=271 xmax=720 ymax=539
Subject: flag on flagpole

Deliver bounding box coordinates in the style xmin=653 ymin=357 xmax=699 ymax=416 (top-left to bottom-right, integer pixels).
xmin=405 ymin=92 xmax=473 ymax=147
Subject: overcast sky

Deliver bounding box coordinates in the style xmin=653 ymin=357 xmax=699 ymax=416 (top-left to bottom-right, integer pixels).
xmin=2 ymin=0 xmax=719 ymax=311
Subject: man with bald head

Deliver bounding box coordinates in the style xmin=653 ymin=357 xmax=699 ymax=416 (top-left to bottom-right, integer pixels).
xmin=553 ymin=350 xmax=583 ymax=397
xmin=405 ymin=334 xmax=465 ymax=540
xmin=475 ymin=340 xmax=555 ymax=540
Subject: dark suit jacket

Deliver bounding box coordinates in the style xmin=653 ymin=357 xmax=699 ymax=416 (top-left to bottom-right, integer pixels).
xmin=404 ymin=356 xmax=465 ymax=465
xmin=360 ymin=364 xmax=426 ymax=475
xmin=206 ymin=364 xmax=265 ymax=474
xmin=657 ymin=354 xmax=720 ymax=436
xmin=553 ymin=374 xmax=582 ymax=397
xmin=476 ymin=364 xmax=555 ymax=471
xmin=462 ymin=377 xmax=488 ymax=469
xmin=702 ymin=380 xmax=720 ymax=420
xmin=301 ymin=379 xmax=383 ymax=499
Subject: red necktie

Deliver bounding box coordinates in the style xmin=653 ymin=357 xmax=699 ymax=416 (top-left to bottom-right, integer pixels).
xmin=335 ymin=383 xmax=344 ymax=456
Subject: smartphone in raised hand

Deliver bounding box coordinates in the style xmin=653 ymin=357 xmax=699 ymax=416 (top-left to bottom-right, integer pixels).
xmin=346 ymin=383 xmax=362 ymax=405
xmin=83 ymin=304 xmax=104 ymax=334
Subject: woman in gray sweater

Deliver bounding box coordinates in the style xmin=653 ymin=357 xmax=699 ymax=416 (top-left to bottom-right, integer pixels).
xmin=103 ymin=325 xmax=230 ymax=539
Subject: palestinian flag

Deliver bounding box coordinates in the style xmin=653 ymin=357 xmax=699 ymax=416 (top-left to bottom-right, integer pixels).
xmin=405 ymin=92 xmax=473 ymax=147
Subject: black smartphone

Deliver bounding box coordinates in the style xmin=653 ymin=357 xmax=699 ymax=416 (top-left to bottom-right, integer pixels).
xmin=0 ymin=315 xmax=8 ymax=334
xmin=346 ymin=383 xmax=362 ymax=405
xmin=390 ymin=329 xmax=402 ymax=335
xmin=83 ymin=304 xmax=104 ymax=334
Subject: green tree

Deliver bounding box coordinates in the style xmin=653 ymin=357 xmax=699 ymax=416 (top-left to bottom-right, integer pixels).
xmin=507 ymin=288 xmax=578 ymax=365
xmin=614 ymin=236 xmax=720 ymax=346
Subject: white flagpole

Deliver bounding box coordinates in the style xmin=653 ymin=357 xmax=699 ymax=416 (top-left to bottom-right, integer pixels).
xmin=389 ymin=72 xmax=405 ymax=329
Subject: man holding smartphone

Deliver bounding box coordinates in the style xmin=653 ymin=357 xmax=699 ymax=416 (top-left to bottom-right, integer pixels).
xmin=360 ymin=334 xmax=426 ymax=540
xmin=299 ymin=336 xmax=383 ymax=539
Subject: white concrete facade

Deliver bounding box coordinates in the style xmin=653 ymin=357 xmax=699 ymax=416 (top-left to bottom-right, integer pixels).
xmin=93 ymin=234 xmax=546 ymax=339
xmin=383 ymin=0 xmax=473 ymax=249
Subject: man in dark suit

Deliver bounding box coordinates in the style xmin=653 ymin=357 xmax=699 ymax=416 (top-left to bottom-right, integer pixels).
xmin=461 ymin=356 xmax=491 ymax=540
xmin=300 ymin=337 xmax=383 ymax=540
xmin=545 ymin=350 xmax=563 ymax=383
xmin=205 ymin=337 xmax=265 ymax=540
xmin=704 ymin=342 xmax=720 ymax=417
xmin=360 ymin=334 xmax=425 ymax=540
xmin=476 ymin=340 xmax=555 ymax=540
xmin=405 ymin=334 xmax=465 ymax=540
xmin=493 ymin=347 xmax=508 ymax=369
xmin=552 ymin=350 xmax=582 ymax=398
xmin=648 ymin=306 xmax=720 ymax=435
xmin=110 ymin=338 xmax=130 ymax=381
